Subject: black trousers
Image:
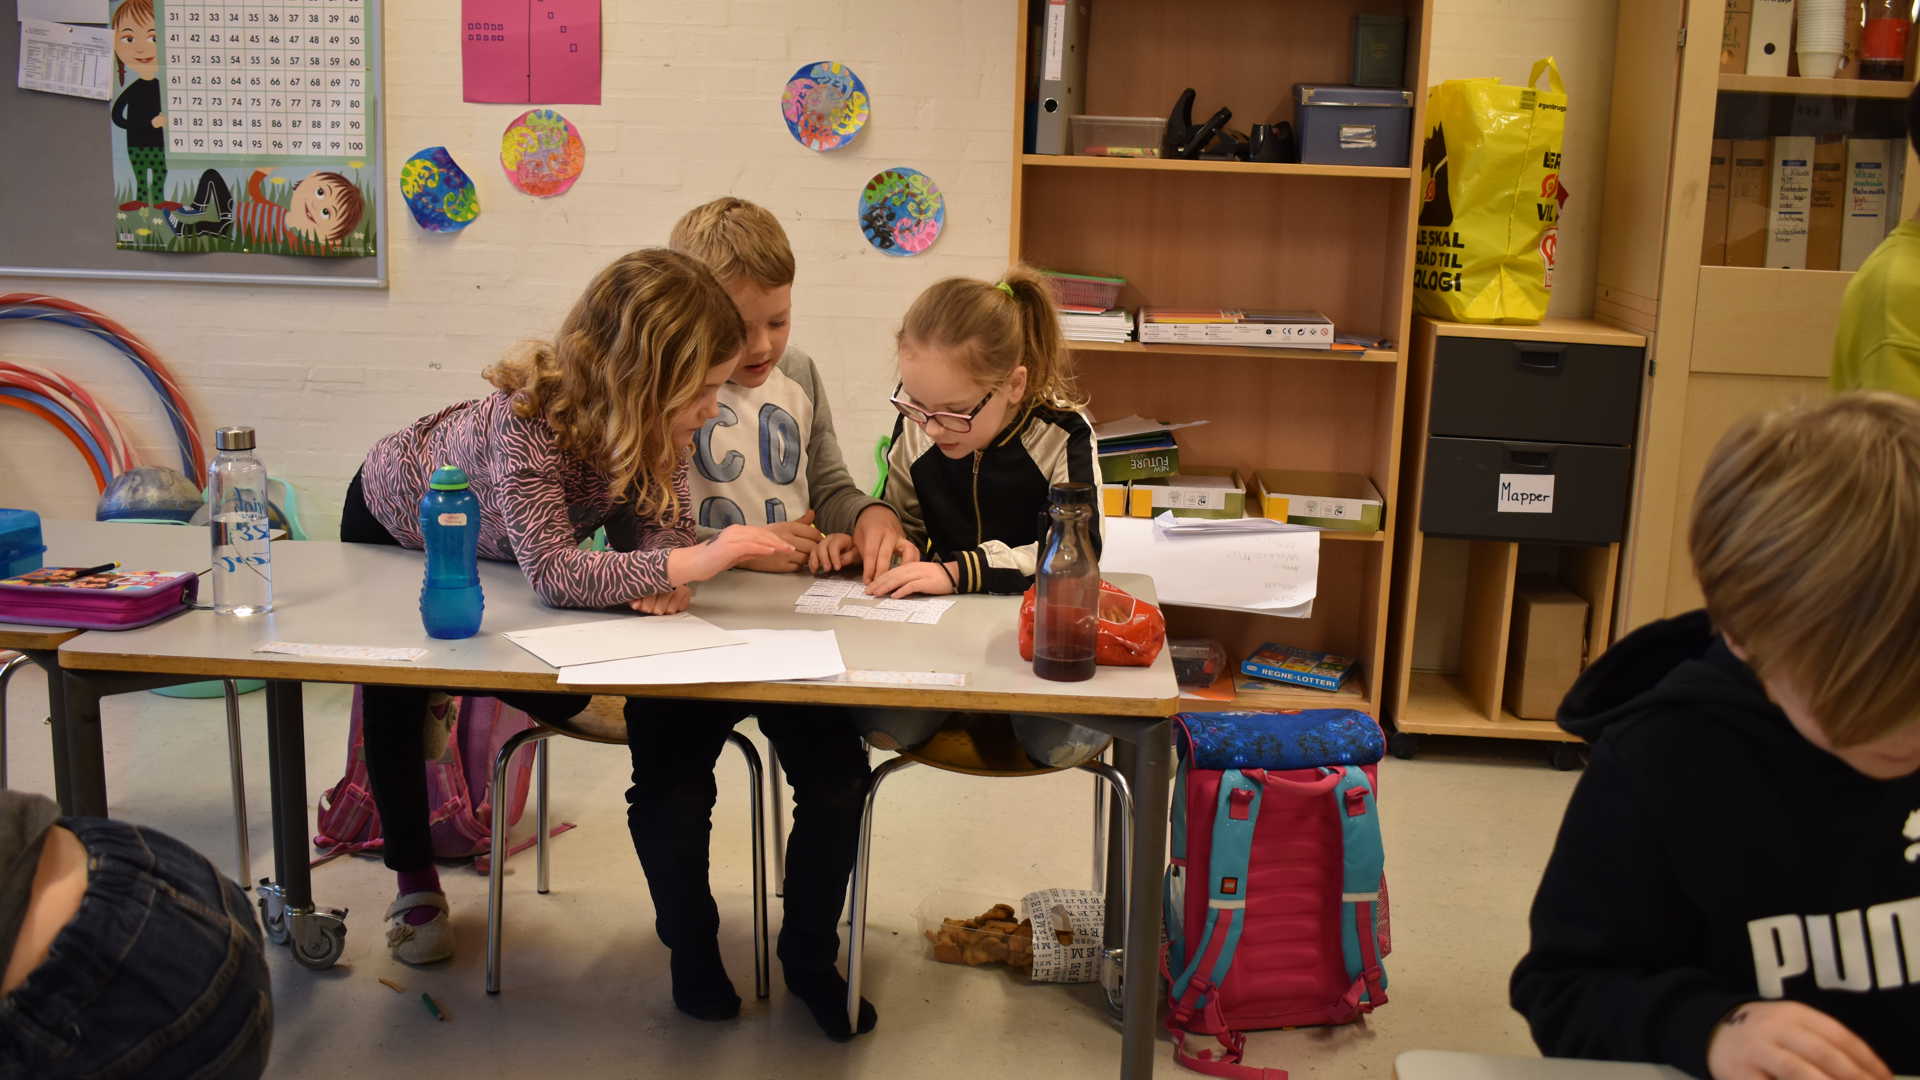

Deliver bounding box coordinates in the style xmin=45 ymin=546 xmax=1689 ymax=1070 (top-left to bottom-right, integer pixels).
xmin=340 ymin=470 xmax=588 ymax=871
xmin=625 ymin=700 xmax=870 ymax=973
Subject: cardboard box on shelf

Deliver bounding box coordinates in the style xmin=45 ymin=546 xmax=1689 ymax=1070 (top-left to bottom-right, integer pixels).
xmin=1504 ymin=578 xmax=1590 ymax=721
xmin=1727 ymin=138 xmax=1772 ymax=267
xmin=1101 ymin=483 xmax=1129 ymax=519
xmin=1252 ymin=469 xmax=1384 ymax=531
xmin=1704 ymin=139 xmax=1732 ymax=266
xmin=1807 ymin=137 xmax=1848 ymax=271
xmin=1134 ymin=467 xmax=1246 ymax=520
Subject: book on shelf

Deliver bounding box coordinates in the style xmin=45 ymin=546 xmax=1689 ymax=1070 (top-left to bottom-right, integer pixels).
xmin=1137 ymin=309 xmax=1334 ymax=348
xmin=1841 ymin=137 xmax=1895 ymax=272
xmin=1059 ymin=306 xmax=1134 ymax=343
xmin=1092 ymin=415 xmax=1207 ymax=482
xmin=1765 ymin=136 xmax=1814 ymax=269
xmin=1239 ymin=644 xmax=1356 ymax=693
xmin=1807 ymin=137 xmax=1847 ymax=271
xmin=1704 ymin=139 xmax=1732 ymax=265
xmin=1726 ymin=138 xmax=1772 ymax=267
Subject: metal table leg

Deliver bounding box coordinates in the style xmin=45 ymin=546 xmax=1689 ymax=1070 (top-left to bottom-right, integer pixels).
xmin=55 ymin=668 xmax=107 ymax=817
xmin=1110 ymin=721 xmax=1171 ymax=1080
xmin=259 ymin=679 xmax=346 ymax=969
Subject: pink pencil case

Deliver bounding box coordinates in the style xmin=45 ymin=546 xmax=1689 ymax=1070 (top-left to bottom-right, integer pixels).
xmin=0 ymin=567 xmax=200 ymax=630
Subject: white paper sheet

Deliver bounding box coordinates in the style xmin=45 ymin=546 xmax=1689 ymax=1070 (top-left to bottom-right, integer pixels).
xmin=504 ymin=613 xmax=742 ymax=668
xmin=557 ymin=629 xmax=846 ymax=686
xmin=255 ymin=642 xmax=427 ymax=662
xmin=1092 ymin=415 xmax=1211 ymax=441
xmin=795 ymin=580 xmax=957 ymax=624
xmin=1151 ymin=511 xmax=1318 ymax=535
xmin=1101 ymin=516 xmax=1318 ymax=614
xmin=18 ymin=17 xmax=108 ymax=100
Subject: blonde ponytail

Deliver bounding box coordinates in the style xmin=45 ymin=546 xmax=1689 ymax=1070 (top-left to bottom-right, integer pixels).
xmin=896 ymin=263 xmax=1085 ymax=410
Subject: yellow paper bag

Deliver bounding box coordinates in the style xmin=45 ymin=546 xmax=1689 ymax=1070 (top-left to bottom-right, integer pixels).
xmin=1414 ymin=58 xmax=1568 ymax=325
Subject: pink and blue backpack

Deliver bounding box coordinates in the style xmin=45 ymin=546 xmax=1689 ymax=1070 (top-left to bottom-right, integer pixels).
xmin=1164 ymin=709 xmax=1390 ymax=1079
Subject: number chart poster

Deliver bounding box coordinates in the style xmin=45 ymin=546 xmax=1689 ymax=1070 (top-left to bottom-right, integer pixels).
xmin=108 ymin=0 xmax=381 ymax=258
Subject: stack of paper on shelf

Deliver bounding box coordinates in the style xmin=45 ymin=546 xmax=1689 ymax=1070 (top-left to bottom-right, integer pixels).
xmin=1059 ymin=307 xmax=1134 ymax=342
xmin=1137 ymin=309 xmax=1334 ymax=348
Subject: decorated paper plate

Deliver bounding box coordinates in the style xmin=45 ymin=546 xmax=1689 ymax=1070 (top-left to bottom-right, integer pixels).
xmin=858 ymin=167 xmax=944 ymax=256
xmin=782 ymin=61 xmax=870 ymax=152
xmin=400 ymin=146 xmax=480 ymax=232
xmin=501 ymin=109 xmax=586 ymax=198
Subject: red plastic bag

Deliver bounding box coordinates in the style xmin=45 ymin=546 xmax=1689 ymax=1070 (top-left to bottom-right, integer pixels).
xmin=1018 ymin=579 xmax=1167 ymax=667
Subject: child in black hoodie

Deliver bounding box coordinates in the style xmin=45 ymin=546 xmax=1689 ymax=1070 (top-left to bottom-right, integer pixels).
xmin=1512 ymin=392 xmax=1920 ymax=1080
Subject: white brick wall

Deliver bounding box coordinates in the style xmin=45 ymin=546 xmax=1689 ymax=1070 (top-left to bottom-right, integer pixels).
xmin=0 ymin=0 xmax=1613 ymax=537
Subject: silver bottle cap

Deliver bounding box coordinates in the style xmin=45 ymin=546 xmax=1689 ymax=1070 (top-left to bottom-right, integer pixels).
xmin=214 ymin=426 xmax=257 ymax=451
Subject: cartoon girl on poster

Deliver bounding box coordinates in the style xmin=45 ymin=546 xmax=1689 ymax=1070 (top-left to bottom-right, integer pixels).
xmin=110 ymin=0 xmax=172 ymax=212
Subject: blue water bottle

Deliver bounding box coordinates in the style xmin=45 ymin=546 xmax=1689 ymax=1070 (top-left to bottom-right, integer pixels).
xmin=419 ymin=465 xmax=483 ymax=639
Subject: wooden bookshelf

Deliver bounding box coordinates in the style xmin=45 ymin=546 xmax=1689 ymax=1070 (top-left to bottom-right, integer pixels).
xmin=1011 ymin=0 xmax=1432 ymax=719
xmin=1069 ymin=340 xmax=1400 ymax=364
xmin=1716 ymin=72 xmax=1915 ymax=98
xmin=1598 ymin=1 xmax=1920 ymax=631
xmin=1022 ymin=154 xmax=1412 ymax=180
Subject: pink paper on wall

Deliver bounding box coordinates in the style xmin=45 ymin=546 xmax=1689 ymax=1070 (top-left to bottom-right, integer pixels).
xmin=531 ymin=0 xmax=600 ymax=105
xmin=463 ymin=0 xmax=530 ymax=103
xmin=463 ymin=0 xmax=600 ymax=105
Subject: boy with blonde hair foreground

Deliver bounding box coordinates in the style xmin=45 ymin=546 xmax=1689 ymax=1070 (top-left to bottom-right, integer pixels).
xmin=1513 ymin=392 xmax=1920 ymax=1080
xmin=622 ymin=197 xmax=902 ymax=1039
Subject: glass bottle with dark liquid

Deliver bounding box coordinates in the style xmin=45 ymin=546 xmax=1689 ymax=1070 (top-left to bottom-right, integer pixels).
xmin=1033 ymin=482 xmax=1100 ymax=682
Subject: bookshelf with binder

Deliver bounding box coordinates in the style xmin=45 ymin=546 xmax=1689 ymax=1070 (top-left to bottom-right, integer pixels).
xmin=1596 ymin=0 xmax=1919 ymax=632
xmin=1011 ymin=0 xmax=1434 ymax=716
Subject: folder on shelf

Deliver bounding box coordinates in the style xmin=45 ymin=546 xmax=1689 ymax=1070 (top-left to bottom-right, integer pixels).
xmin=1765 ymin=136 xmax=1815 ymax=269
xmin=1721 ymin=0 xmax=1753 ymax=74
xmin=1842 ymin=137 xmax=1894 ymax=271
xmin=1807 ymin=137 xmax=1847 ymax=271
xmin=1727 ymin=138 xmax=1772 ymax=267
xmin=1034 ymin=0 xmax=1088 ymax=155
xmin=1746 ymin=0 xmax=1793 ymax=77
xmin=1703 ymin=139 xmax=1732 ymax=266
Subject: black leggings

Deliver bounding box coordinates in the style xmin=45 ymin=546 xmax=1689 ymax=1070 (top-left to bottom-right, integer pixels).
xmin=340 ymin=470 xmax=588 ymax=872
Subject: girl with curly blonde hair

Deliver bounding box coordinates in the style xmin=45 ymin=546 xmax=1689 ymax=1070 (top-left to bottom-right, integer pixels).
xmin=340 ymin=248 xmax=792 ymax=964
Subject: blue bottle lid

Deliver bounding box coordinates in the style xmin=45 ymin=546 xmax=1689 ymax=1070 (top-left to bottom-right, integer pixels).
xmin=428 ymin=465 xmax=470 ymax=491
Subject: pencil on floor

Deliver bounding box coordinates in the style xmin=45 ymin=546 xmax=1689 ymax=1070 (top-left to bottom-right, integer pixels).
xmin=377 ymin=977 xmax=404 ymax=993
xmin=421 ymin=992 xmax=448 ymax=1021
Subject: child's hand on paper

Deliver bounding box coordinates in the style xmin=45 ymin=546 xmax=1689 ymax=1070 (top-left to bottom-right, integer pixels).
xmin=1706 ymin=1001 xmax=1891 ymax=1080
xmin=867 ymin=561 xmax=955 ymax=599
xmin=810 ymin=533 xmax=856 ymax=575
xmin=629 ymin=586 xmax=692 ymax=616
xmin=853 ymin=504 xmax=919 ymax=584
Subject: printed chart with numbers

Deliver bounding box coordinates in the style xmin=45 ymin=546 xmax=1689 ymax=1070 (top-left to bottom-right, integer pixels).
xmin=161 ymin=0 xmax=372 ymax=158
xmin=110 ymin=0 xmax=381 ymax=257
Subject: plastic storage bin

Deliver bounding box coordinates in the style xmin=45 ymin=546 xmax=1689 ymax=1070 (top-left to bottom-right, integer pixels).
xmin=1169 ymin=638 xmax=1227 ymax=690
xmin=0 ymin=509 xmax=45 ymax=578
xmin=1069 ymin=115 xmax=1163 ymax=158
xmin=1293 ymin=85 xmax=1414 ymax=167
xmin=1042 ymin=269 xmax=1125 ymax=310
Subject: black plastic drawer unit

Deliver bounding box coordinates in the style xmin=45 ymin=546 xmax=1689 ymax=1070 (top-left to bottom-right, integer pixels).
xmin=1419 ymin=436 xmax=1632 ymax=545
xmin=1428 ymin=337 xmax=1642 ymax=446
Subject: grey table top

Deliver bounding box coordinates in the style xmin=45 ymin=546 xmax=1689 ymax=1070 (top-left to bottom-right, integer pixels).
xmin=0 ymin=521 xmax=212 ymax=652
xmin=54 ymin=526 xmax=1181 ymax=716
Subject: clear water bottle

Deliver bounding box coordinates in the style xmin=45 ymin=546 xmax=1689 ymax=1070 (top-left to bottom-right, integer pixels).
xmin=207 ymin=426 xmax=274 ymax=616
xmin=1033 ymin=481 xmax=1099 ymax=682
xmin=419 ymin=465 xmax=483 ymax=639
